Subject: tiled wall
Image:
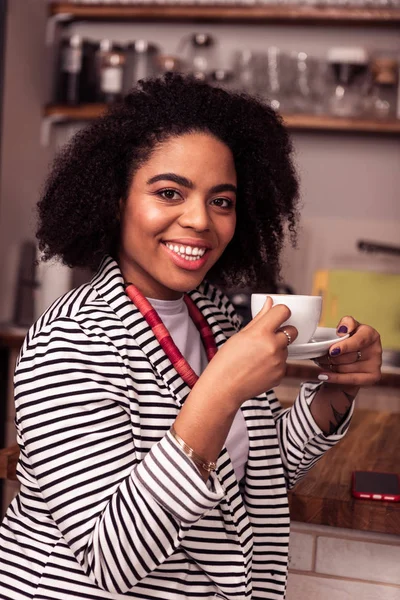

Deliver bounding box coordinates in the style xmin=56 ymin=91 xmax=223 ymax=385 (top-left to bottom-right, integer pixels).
xmin=288 ymin=522 xmax=400 ymax=599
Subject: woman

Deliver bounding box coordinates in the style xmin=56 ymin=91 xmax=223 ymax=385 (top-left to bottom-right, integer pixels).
xmin=0 ymin=74 xmax=381 ymax=600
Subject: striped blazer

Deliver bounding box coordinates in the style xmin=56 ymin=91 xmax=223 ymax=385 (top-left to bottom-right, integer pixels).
xmin=0 ymin=256 xmax=353 ymax=600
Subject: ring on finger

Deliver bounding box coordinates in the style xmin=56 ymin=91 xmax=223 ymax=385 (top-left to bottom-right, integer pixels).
xmin=281 ymin=329 xmax=292 ymax=346
xmin=356 ymin=351 xmax=362 ymax=362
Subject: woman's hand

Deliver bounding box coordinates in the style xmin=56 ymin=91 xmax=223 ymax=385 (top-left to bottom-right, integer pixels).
xmin=200 ymin=296 xmax=298 ymax=407
xmin=175 ymin=298 xmax=298 ymax=475
xmin=315 ymin=316 xmax=382 ymax=395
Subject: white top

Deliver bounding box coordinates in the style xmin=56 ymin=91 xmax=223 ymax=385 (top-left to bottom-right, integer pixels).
xmin=147 ymin=295 xmax=249 ymax=482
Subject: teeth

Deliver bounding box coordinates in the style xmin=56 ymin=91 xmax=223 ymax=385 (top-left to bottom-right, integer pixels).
xmin=165 ymin=243 xmax=207 ymax=260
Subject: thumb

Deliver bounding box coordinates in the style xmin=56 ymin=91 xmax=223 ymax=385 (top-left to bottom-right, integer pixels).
xmin=263 ymin=296 xmax=273 ymax=312
xmin=250 ymin=295 xmax=273 ymax=325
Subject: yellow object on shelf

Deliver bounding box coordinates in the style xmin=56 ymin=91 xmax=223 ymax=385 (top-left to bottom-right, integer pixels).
xmin=312 ymin=269 xmax=400 ymax=350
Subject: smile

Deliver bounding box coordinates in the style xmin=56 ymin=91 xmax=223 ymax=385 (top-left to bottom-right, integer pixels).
xmin=164 ymin=242 xmax=207 ymax=261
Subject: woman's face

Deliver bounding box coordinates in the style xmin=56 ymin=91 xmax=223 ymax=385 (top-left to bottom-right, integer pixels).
xmin=118 ymin=132 xmax=237 ymax=300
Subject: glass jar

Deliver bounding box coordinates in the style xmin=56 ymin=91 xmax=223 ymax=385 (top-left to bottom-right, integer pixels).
xmin=209 ymin=69 xmax=236 ymax=91
xmin=95 ymin=39 xmax=124 ymax=103
xmin=154 ymin=54 xmax=185 ymax=77
xmin=289 ymin=52 xmax=329 ymax=115
xmin=99 ymin=48 xmax=125 ymax=104
xmin=326 ymin=47 xmax=369 ymax=118
xmin=122 ymin=40 xmax=159 ymax=95
xmin=232 ymin=49 xmax=257 ymax=95
xmin=368 ymin=57 xmax=398 ymax=119
xmin=256 ymin=48 xmax=292 ymax=112
xmin=180 ymin=33 xmax=217 ymax=80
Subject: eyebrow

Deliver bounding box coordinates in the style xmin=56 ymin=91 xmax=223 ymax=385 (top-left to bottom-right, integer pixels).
xmin=146 ymin=172 xmax=237 ymax=195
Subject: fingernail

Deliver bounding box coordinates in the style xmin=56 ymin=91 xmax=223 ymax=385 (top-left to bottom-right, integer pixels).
xmin=330 ymin=347 xmax=341 ymax=356
xmin=318 ymin=374 xmax=329 ymax=381
xmin=338 ymin=325 xmax=348 ymax=333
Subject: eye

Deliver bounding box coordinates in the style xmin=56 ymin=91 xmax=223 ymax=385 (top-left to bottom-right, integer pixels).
xmin=158 ymin=188 xmax=182 ymax=201
xmin=211 ymin=197 xmax=235 ymax=209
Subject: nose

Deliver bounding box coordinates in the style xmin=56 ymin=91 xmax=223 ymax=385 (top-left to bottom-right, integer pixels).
xmin=178 ymin=197 xmax=210 ymax=232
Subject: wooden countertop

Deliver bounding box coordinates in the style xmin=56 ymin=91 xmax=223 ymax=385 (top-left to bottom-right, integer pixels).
xmin=288 ymin=409 xmax=400 ymax=536
xmin=2 ymin=410 xmax=399 ymax=535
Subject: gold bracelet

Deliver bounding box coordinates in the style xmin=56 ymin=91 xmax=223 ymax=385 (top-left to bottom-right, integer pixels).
xmin=170 ymin=426 xmax=217 ymax=473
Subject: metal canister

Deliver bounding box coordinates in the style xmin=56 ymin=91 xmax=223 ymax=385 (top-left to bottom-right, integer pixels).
xmin=96 ymin=39 xmax=125 ymax=103
xmin=55 ymin=34 xmax=83 ymax=105
xmin=122 ymin=40 xmax=159 ymax=94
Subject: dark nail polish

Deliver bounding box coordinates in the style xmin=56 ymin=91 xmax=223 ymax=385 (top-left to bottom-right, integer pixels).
xmin=338 ymin=325 xmax=348 ymax=333
xmin=331 ymin=347 xmax=341 ymax=356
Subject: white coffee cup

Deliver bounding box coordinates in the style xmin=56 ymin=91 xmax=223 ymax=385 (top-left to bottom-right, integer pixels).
xmin=251 ymin=294 xmax=322 ymax=345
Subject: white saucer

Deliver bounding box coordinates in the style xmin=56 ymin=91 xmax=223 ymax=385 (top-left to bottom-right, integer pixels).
xmin=288 ymin=327 xmax=350 ymax=360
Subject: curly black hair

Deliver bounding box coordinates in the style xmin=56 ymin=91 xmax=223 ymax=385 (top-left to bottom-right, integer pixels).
xmin=37 ymin=73 xmax=300 ymax=290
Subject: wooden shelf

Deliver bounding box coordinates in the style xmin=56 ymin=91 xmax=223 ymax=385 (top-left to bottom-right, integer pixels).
xmin=284 ymin=113 xmax=400 ymax=134
xmin=49 ymin=2 xmax=400 ymax=25
xmin=46 ymin=103 xmax=107 ymax=121
xmin=44 ymin=104 xmax=400 ymax=134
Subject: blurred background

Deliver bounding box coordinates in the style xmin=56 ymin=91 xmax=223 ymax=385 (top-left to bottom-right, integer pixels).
xmin=0 ymin=1 xmax=399 ymax=344
xmin=0 ymin=2 xmax=400 ymax=590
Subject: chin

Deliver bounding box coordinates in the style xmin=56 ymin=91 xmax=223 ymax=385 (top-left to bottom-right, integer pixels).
xmin=170 ymin=274 xmax=206 ymax=293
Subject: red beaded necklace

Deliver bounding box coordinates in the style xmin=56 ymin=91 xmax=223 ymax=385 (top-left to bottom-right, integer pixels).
xmin=124 ymin=282 xmax=218 ymax=389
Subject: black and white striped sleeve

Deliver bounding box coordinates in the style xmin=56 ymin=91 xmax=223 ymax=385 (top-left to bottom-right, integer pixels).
xmin=14 ymin=319 xmax=224 ymax=594
xmin=268 ymin=382 xmax=354 ymax=489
